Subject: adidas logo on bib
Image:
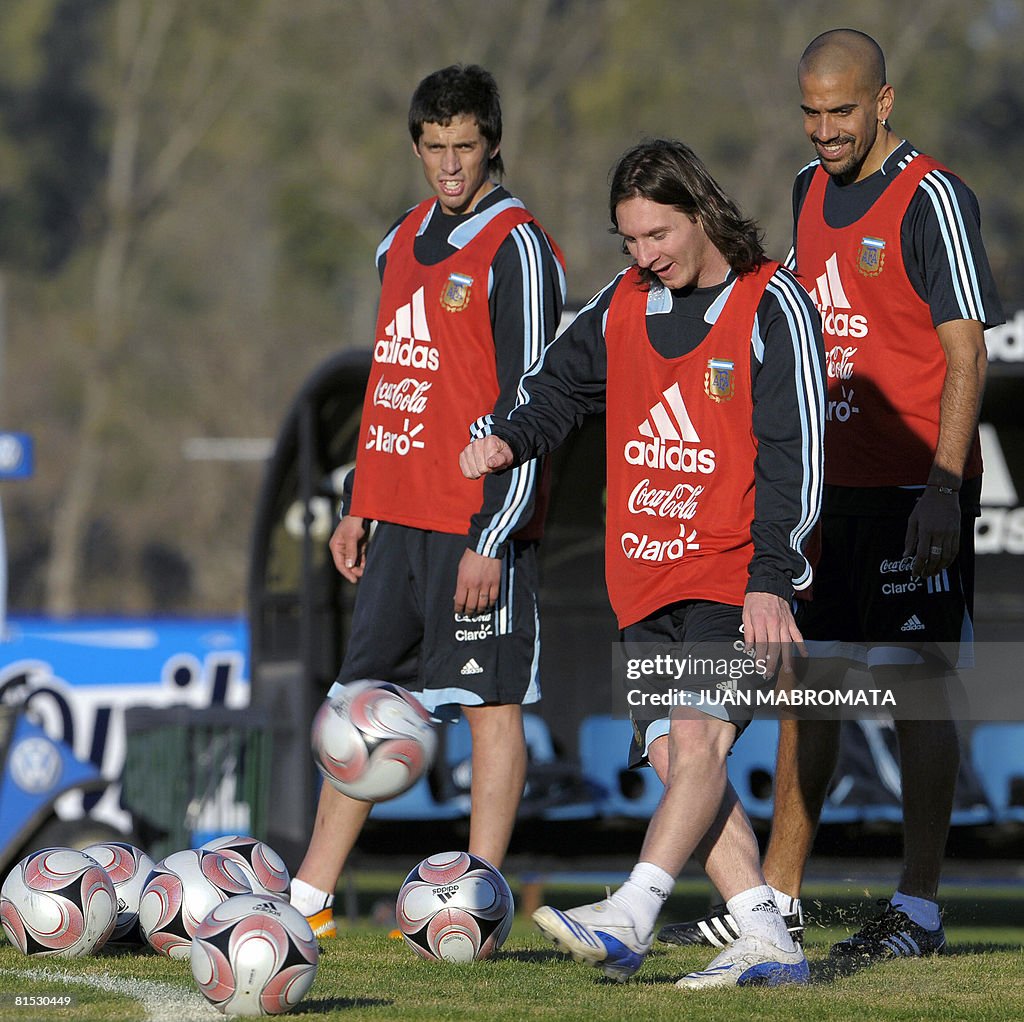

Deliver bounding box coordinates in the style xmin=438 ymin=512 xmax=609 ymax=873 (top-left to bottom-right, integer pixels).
xmin=809 ymin=253 xmax=869 ymax=339
xmin=624 ymin=382 xmax=716 ymax=474
xmin=900 ymin=615 xmax=926 ymax=632
xmin=460 ymin=658 xmax=484 ymax=676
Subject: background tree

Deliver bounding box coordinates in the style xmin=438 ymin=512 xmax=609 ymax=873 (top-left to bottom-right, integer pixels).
xmin=0 ymin=0 xmax=1019 ymax=616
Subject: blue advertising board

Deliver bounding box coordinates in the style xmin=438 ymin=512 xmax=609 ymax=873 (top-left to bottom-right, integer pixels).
xmin=0 ymin=616 xmax=249 ymax=833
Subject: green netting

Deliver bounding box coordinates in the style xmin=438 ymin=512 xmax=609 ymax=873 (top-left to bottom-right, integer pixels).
xmin=121 ymin=705 xmax=271 ymax=861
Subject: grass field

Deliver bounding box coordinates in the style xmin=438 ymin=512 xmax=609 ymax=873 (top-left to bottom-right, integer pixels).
xmin=1 ymin=875 xmax=1022 ymax=1022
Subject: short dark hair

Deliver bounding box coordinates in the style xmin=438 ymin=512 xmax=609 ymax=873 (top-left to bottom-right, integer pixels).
xmin=408 ymin=64 xmax=504 ymax=177
xmin=609 ymin=139 xmax=764 ymax=285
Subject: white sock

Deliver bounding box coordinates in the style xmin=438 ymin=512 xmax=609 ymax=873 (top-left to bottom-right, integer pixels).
xmin=290 ymin=877 xmax=333 ymax=916
xmin=609 ymin=862 xmax=674 ymax=937
xmin=726 ymin=885 xmax=797 ymax=952
xmin=890 ymin=891 xmax=941 ymax=931
xmin=769 ymin=886 xmax=801 ymax=916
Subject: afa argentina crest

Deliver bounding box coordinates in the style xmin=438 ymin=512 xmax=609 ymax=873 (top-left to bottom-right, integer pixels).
xmin=857 ymin=236 xmax=886 ymax=277
xmin=440 ymin=272 xmax=474 ymax=312
xmin=704 ymin=358 xmax=735 ymax=402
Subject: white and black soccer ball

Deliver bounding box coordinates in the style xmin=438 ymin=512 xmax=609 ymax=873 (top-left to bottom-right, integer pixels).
xmin=200 ymin=836 xmax=291 ymax=899
xmin=310 ymin=680 xmax=436 ymax=802
xmin=82 ymin=841 xmax=155 ymax=946
xmin=396 ymin=851 xmax=514 ymax=963
xmin=139 ymin=848 xmax=253 ymax=959
xmin=190 ymin=894 xmax=319 ymax=1016
xmin=0 ymin=847 xmax=117 ymax=957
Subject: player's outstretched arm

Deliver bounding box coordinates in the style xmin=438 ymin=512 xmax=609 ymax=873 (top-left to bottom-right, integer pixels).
xmin=460 ymin=436 xmax=514 ymax=479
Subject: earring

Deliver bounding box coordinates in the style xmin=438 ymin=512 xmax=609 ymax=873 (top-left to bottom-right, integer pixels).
xmin=880 ymin=118 xmax=890 ymax=130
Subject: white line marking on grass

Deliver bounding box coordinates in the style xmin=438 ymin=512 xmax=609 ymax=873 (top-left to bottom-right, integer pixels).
xmin=0 ymin=966 xmax=221 ymax=1021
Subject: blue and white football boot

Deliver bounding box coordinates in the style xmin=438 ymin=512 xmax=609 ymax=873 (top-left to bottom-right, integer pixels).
xmin=675 ymin=934 xmax=810 ymax=989
xmin=532 ymin=900 xmax=652 ymax=982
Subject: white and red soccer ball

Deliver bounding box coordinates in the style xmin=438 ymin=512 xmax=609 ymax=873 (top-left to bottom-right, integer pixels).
xmin=139 ymin=848 xmax=253 ymax=958
xmin=190 ymin=894 xmax=318 ymax=1016
xmin=0 ymin=847 xmax=117 ymax=957
xmin=200 ymin=835 xmax=291 ymax=899
xmin=82 ymin=841 xmax=155 ymax=946
xmin=311 ymin=680 xmax=436 ymax=802
xmin=396 ymin=851 xmax=514 ymax=963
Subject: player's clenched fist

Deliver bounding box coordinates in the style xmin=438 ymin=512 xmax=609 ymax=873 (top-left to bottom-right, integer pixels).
xmin=460 ymin=436 xmax=514 ymax=479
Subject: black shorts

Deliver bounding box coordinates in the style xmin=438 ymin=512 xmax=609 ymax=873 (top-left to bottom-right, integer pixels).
xmin=332 ymin=522 xmax=541 ymax=712
xmin=623 ymin=600 xmax=769 ymax=767
xmin=795 ymin=498 xmax=976 ymax=670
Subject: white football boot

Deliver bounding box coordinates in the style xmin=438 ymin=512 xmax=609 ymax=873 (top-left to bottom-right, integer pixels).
xmin=675 ymin=933 xmax=810 ymax=989
xmin=532 ymin=899 xmax=652 ymax=981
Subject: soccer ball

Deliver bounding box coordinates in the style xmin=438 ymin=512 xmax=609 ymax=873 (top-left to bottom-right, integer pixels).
xmin=82 ymin=841 xmax=155 ymax=946
xmin=396 ymin=851 xmax=514 ymax=962
xmin=311 ymin=680 xmax=436 ymax=802
xmin=200 ymin=835 xmax=291 ymax=899
xmin=139 ymin=848 xmax=253 ymax=959
xmin=190 ymin=894 xmax=319 ymax=1016
xmin=0 ymin=847 xmax=116 ymax=956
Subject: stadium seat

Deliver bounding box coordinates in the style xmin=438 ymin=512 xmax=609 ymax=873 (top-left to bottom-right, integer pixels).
xmin=843 ymin=720 xmax=904 ymax=824
xmin=970 ymin=722 xmax=1024 ymax=824
xmin=822 ymin=721 xmax=991 ymax=827
xmin=444 ymin=716 xmax=473 ymax=771
xmin=949 ymin=802 xmax=995 ymax=827
xmin=370 ymin=719 xmax=470 ymax=821
xmin=817 ymin=775 xmax=864 ymax=825
xmin=726 ymin=718 xmax=778 ymax=822
xmin=435 ymin=713 xmax=598 ymax=822
xmin=442 ymin=712 xmax=556 ymax=767
xmin=519 ymin=714 xmax=599 ymax=820
xmin=725 ymin=718 xmax=863 ymax=825
xmin=368 ymin=774 xmax=469 ymax=821
xmin=523 ymin=713 xmax=557 ymax=762
xmin=858 ymin=802 xmax=905 ymax=823
xmin=578 ymin=715 xmax=663 ymax=819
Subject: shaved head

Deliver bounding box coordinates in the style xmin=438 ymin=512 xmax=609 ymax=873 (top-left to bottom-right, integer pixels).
xmin=796 ymin=29 xmax=896 ymax=183
xmin=799 ymin=29 xmax=886 ymax=93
